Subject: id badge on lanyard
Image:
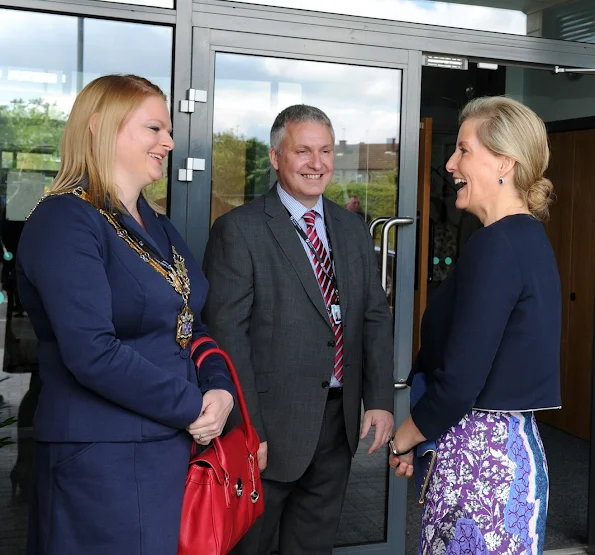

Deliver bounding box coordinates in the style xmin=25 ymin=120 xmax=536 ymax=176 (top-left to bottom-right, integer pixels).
xmin=289 ymin=213 xmax=343 ymax=325
xmin=330 ymin=304 xmax=342 ymax=325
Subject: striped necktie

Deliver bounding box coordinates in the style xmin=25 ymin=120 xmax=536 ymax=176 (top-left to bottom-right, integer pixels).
xmin=303 ymin=210 xmax=344 ymax=384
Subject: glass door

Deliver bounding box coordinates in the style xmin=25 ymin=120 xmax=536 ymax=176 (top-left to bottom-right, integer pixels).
xmin=186 ymin=28 xmax=421 ymax=554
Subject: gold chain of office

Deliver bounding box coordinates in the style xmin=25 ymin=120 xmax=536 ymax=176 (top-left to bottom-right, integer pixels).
xmin=29 ymin=187 xmax=194 ymax=348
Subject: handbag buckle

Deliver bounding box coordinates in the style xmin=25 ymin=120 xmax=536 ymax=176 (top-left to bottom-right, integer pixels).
xmin=235 ymin=478 xmax=243 ymax=498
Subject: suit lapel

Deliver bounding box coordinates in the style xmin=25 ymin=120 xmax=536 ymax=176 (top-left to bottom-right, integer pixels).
xmin=324 ymin=199 xmax=349 ymax=323
xmin=265 ymin=188 xmax=331 ymax=329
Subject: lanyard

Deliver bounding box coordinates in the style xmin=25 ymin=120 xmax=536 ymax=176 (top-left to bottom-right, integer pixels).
xmin=288 ymin=214 xmax=340 ymax=298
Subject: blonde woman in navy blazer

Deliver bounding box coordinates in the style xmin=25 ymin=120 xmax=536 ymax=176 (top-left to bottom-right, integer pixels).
xmin=17 ymin=75 xmax=235 ymax=555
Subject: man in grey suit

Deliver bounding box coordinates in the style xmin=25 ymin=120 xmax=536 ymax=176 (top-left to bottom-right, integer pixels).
xmin=203 ymin=105 xmax=394 ymax=554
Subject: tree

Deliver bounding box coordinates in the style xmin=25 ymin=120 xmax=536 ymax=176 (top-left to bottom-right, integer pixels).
xmin=211 ymin=130 xmax=270 ymax=221
xmin=0 ymin=98 xmax=170 ymax=208
xmin=325 ymin=169 xmax=399 ymax=220
xmin=0 ymin=98 xmax=66 ymax=176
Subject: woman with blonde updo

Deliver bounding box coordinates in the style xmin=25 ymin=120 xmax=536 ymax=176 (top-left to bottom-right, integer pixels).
xmin=390 ymin=96 xmax=561 ymax=554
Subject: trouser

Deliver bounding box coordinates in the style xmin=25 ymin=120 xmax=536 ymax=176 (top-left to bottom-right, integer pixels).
xmin=232 ymin=392 xmax=352 ymax=555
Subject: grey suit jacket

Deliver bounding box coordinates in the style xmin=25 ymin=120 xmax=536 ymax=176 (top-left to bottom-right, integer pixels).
xmin=203 ymin=187 xmax=394 ymax=482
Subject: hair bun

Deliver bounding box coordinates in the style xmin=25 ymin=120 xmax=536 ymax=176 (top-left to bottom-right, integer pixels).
xmin=527 ymin=176 xmax=554 ymax=221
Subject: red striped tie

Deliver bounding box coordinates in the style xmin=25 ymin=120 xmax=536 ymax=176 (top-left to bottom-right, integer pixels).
xmin=303 ymin=210 xmax=344 ymax=384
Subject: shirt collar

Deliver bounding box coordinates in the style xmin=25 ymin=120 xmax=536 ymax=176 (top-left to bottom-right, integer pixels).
xmin=276 ymin=182 xmax=325 ymax=222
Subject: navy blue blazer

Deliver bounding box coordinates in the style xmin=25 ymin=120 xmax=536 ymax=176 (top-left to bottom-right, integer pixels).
xmin=410 ymin=214 xmax=562 ymax=441
xmin=17 ymin=191 xmax=234 ymax=443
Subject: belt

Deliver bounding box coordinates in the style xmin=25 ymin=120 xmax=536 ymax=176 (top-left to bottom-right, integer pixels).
xmin=327 ymin=387 xmax=343 ymax=400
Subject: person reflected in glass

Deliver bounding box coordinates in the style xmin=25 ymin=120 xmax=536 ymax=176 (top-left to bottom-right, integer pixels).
xmin=345 ymin=194 xmax=366 ymax=220
xmin=390 ymin=97 xmax=561 ymax=555
xmin=17 ymin=74 xmax=235 ymax=555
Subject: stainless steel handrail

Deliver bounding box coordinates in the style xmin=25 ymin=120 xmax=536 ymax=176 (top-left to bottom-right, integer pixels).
xmin=369 ymin=216 xmax=391 ymax=238
xmin=380 ymin=217 xmax=414 ymax=291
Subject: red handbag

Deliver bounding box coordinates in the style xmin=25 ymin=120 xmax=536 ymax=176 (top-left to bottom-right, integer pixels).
xmin=178 ymin=338 xmax=264 ymax=555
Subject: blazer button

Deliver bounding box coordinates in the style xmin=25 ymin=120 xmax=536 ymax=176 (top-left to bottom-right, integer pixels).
xmin=321 ymin=380 xmax=330 ymax=389
xmin=327 ymin=340 xmax=335 ymax=347
xmin=180 ymin=348 xmax=190 ymax=359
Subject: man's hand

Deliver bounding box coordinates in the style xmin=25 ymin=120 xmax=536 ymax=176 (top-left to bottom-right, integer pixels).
xmin=257 ymin=441 xmax=268 ymax=472
xmin=360 ymin=409 xmax=394 ymax=454
xmin=187 ymin=389 xmax=234 ymax=445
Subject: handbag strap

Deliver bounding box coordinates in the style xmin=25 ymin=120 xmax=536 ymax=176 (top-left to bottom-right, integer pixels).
xmin=190 ymin=337 xmax=259 ymax=450
xmin=190 ymin=336 xmax=217 ymax=360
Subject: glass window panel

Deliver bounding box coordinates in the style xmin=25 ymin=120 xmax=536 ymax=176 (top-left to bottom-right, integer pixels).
xmin=98 ymin=0 xmax=174 ymax=8
xmin=211 ymin=53 xmax=402 ymax=547
xmin=225 ymin=0 xmax=527 ymax=35
xmin=0 ymin=9 xmax=173 ymax=552
xmin=225 ymin=0 xmax=595 ymax=45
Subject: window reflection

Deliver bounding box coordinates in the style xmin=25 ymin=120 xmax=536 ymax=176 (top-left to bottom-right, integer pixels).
xmin=212 ymin=53 xmax=401 ymax=225
xmin=224 ymin=0 xmax=527 ymax=36
xmin=98 ymin=0 xmax=174 ymax=8
xmin=222 ymin=0 xmax=595 ymax=45
xmin=0 ymin=8 xmax=172 ymax=552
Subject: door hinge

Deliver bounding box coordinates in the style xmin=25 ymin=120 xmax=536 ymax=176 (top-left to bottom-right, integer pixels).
xmin=178 ymin=157 xmax=206 ymax=182
xmin=179 ymin=89 xmax=207 ymax=113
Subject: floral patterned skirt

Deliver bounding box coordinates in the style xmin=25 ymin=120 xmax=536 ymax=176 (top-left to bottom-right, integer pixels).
xmin=419 ymin=410 xmax=549 ymax=555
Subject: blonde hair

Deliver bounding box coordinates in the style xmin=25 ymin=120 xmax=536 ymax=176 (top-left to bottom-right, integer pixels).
xmin=460 ymin=96 xmax=553 ymax=221
xmin=51 ymin=74 xmax=167 ymax=213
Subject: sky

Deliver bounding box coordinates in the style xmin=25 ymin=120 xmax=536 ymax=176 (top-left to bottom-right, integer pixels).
xmin=0 ymin=9 xmax=173 ymax=113
xmin=0 ymin=1 xmax=527 ymax=146
xmin=225 ymin=0 xmax=527 ymax=34
xmin=97 ymin=0 xmax=527 ymax=35
xmin=214 ymin=54 xmax=402 ymax=144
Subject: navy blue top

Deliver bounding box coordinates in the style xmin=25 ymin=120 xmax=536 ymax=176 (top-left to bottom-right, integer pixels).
xmin=410 ymin=214 xmax=562 ymax=441
xmin=17 ymin=192 xmax=235 ymax=443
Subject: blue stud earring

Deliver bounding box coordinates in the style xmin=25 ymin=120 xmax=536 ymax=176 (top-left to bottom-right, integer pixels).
xmin=498 ymin=176 xmax=504 ymax=185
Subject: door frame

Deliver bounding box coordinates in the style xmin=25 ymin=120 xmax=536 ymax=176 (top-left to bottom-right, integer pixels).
xmin=185 ymin=28 xmax=421 ymax=554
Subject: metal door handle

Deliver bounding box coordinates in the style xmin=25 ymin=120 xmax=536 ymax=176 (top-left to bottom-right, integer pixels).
xmin=394 ymin=379 xmax=408 ymax=390
xmin=380 ymin=217 xmax=415 ymax=291
xmin=369 ymin=217 xmax=391 ymax=238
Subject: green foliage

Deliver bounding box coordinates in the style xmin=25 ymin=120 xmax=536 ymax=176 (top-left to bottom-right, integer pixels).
xmin=0 ymin=98 xmax=171 ymax=207
xmin=210 ymin=129 xmax=399 ymax=223
xmin=0 ymin=104 xmax=399 ymax=220
xmin=0 ymin=416 xmax=17 ymax=449
xmin=244 ymin=137 xmax=271 ymax=200
xmin=212 ymin=130 xmax=271 ymax=204
xmin=144 ymin=174 xmax=169 ymax=209
xmin=0 ymin=98 xmax=67 ymax=173
xmin=325 ymin=170 xmax=399 ymax=220
xmin=210 ymin=130 xmax=272 ymax=221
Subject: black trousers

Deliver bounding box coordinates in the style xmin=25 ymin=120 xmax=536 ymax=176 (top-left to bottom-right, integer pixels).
xmin=233 ymin=395 xmax=352 ymax=555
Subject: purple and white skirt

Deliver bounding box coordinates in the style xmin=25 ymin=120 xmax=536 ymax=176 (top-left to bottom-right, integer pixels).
xmin=419 ymin=410 xmax=549 ymax=555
